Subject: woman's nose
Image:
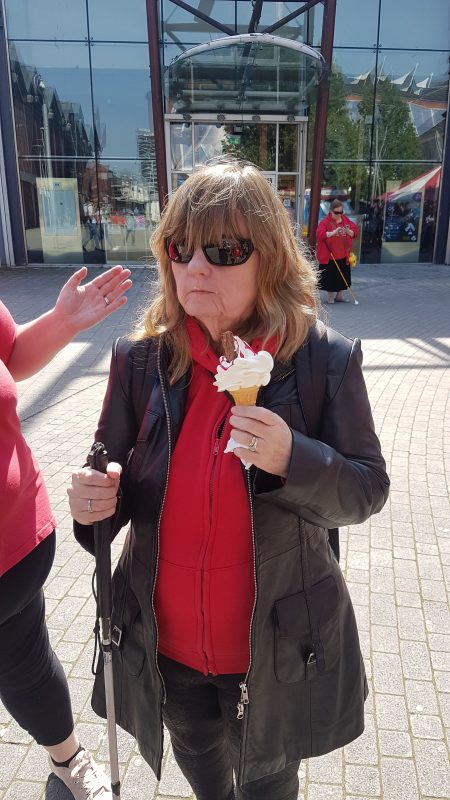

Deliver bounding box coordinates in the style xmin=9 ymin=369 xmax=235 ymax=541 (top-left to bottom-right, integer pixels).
xmin=186 ymin=248 xmax=210 ymax=274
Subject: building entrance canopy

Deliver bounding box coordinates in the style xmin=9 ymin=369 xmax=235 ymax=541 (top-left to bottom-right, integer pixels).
xmin=165 ymin=33 xmax=323 ymax=116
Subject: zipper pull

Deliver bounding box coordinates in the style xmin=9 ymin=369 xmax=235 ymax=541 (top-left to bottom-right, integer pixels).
xmin=237 ymin=681 xmax=249 ymax=719
xmin=213 ymin=438 xmax=220 ymax=456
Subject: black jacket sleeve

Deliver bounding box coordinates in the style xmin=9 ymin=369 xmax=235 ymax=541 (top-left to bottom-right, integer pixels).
xmin=253 ymin=338 xmax=389 ymax=527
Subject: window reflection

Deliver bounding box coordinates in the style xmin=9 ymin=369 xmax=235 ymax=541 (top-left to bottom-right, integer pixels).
xmin=9 ymin=42 xmax=94 ymax=159
xmin=162 ymin=0 xmax=236 ymax=43
xmin=194 ymin=124 xmax=226 ymax=166
xmin=379 ymin=0 xmax=450 ymax=50
xmin=279 ymin=125 xmax=298 ymax=172
xmin=376 ymin=51 xmax=448 ymax=162
xmin=87 ymin=0 xmax=148 ymax=42
xmin=90 ymin=44 xmax=153 ymax=159
xmin=222 ymin=124 xmax=276 ymax=171
xmin=4 ymin=0 xmax=87 ymax=40
xmin=333 ymin=0 xmax=379 ymax=47
xmin=171 ymin=123 xmax=193 ymax=171
xmin=19 ymin=157 xmax=158 ymax=265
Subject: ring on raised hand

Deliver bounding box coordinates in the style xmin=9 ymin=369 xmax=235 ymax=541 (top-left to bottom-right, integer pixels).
xmin=248 ymin=435 xmax=258 ymax=453
xmin=88 ymin=498 xmax=93 ymax=513
xmin=104 ymin=295 xmax=110 ymax=307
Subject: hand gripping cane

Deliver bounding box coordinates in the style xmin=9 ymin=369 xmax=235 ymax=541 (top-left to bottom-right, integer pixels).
xmin=87 ymin=443 xmax=121 ymax=798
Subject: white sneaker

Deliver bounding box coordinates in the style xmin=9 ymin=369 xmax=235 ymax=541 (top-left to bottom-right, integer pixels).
xmin=49 ymin=749 xmax=112 ymax=799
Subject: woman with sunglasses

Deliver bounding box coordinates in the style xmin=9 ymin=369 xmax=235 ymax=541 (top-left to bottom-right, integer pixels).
xmin=316 ymin=198 xmax=358 ymax=304
xmin=68 ymin=160 xmax=389 ymax=800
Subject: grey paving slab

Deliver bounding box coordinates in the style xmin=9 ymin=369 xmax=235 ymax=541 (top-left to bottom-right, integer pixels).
xmin=0 ymin=262 xmax=449 ymax=799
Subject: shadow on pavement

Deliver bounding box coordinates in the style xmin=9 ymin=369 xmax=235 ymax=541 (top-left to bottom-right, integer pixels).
xmin=45 ymin=772 xmax=75 ymax=799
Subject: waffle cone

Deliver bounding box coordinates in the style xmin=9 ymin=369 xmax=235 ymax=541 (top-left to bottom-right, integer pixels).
xmin=230 ymin=386 xmax=260 ymax=405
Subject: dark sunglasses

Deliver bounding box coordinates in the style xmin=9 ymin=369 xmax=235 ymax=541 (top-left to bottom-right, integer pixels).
xmin=332 ymin=208 xmax=343 ymax=214
xmin=165 ymin=238 xmax=254 ymax=267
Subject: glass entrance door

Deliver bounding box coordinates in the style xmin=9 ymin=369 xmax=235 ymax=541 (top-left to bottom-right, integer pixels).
xmin=166 ymin=116 xmax=306 ymax=232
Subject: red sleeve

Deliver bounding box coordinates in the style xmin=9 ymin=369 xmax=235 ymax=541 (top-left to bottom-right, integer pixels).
xmin=316 ymin=219 xmax=330 ymax=243
xmin=0 ymin=300 xmax=17 ymax=365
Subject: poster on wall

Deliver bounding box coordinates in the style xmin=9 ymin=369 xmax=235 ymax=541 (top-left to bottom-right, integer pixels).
xmin=381 ymin=180 xmax=424 ymax=263
xmin=384 ymin=188 xmax=422 ymax=243
xmin=36 ymin=177 xmax=82 ymax=263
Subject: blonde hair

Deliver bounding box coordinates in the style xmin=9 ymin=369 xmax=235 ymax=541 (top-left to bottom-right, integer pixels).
xmin=134 ymin=160 xmax=319 ymax=382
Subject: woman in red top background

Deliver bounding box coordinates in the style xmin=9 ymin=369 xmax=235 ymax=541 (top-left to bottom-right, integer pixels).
xmin=316 ymin=198 xmax=358 ymax=304
xmin=0 ymin=265 xmax=131 ymax=800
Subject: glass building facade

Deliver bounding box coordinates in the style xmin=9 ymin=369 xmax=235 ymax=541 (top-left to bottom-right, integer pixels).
xmin=1 ymin=0 xmax=449 ymax=266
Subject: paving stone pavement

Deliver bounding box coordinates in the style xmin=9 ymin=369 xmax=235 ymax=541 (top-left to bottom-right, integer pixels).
xmin=0 ymin=263 xmax=449 ymax=800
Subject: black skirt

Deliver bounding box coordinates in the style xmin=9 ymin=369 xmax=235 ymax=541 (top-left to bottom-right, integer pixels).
xmin=318 ymin=258 xmax=351 ymax=292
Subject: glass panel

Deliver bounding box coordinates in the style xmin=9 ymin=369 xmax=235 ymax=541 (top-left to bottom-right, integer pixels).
xmin=375 ymin=51 xmax=449 ymax=162
xmin=372 ymin=162 xmax=440 ymax=263
xmin=194 ymin=123 xmax=227 ymax=166
xmin=88 ymin=0 xmax=148 ymax=42
xmin=4 ymin=0 xmax=87 ymax=40
xmin=172 ymin=173 xmax=190 ymax=191
xmin=167 ymin=40 xmax=321 ymax=115
xmin=97 ymin=160 xmax=159 ymax=265
xmin=308 ymin=2 xmax=324 ymax=48
xmin=307 ymin=52 xmax=377 ymax=162
xmin=90 ymin=43 xmax=153 ymax=158
xmin=277 ymin=175 xmax=297 ymax=227
xmin=237 ymin=2 xmax=308 ymax=41
xmin=9 ymin=42 xmax=94 ymax=159
xmin=333 ymin=0 xmax=379 ymax=47
xmin=19 ymin=157 xmax=158 ymax=265
xmin=380 ymin=0 xmax=450 ymax=50
xmin=19 ymin=158 xmax=96 ymax=264
xmin=222 ymin=124 xmax=277 ymax=170
xmin=278 ymin=124 xmax=298 ymax=172
xmin=171 ymin=123 xmax=193 ymax=171
xmin=162 ymin=0 xmax=236 ymax=43
xmin=304 ymin=161 xmax=366 ymax=259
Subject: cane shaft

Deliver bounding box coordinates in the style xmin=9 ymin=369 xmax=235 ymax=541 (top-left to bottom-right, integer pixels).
xmin=103 ymin=649 xmax=121 ymax=795
xmin=87 ymin=442 xmax=121 ymax=797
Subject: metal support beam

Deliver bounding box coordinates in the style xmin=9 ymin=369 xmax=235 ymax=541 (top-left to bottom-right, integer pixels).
xmin=146 ymin=0 xmax=169 ymax=212
xmin=308 ymin=0 xmax=336 ymax=250
xmin=169 ymin=0 xmax=235 ymax=36
xmin=248 ymin=0 xmax=264 ymax=34
xmin=263 ymin=0 xmax=323 ymax=35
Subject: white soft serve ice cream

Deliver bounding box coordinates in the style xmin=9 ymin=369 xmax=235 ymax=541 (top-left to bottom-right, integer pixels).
xmin=213 ymin=335 xmax=274 ymax=392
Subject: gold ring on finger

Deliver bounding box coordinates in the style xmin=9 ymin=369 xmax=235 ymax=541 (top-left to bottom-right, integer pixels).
xmin=248 ymin=435 xmax=258 ymax=453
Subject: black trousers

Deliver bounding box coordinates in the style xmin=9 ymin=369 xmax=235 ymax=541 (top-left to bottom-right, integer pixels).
xmin=0 ymin=532 xmax=74 ymax=746
xmin=159 ymin=654 xmax=300 ymax=800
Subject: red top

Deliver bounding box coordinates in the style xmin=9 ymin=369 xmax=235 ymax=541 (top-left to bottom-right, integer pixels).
xmin=154 ymin=318 xmax=256 ymax=675
xmin=316 ymin=213 xmax=358 ymax=265
xmin=0 ymin=300 xmax=56 ymax=577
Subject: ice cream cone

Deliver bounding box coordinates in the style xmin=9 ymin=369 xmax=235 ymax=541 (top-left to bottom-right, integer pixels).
xmin=230 ymin=386 xmax=259 ymax=405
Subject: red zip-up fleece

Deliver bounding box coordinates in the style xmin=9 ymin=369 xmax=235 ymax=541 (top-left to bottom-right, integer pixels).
xmin=154 ymin=317 xmax=257 ymax=675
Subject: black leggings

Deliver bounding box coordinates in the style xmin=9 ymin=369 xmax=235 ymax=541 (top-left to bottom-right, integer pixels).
xmin=159 ymin=654 xmax=300 ymax=800
xmin=0 ymin=533 xmax=74 ymax=746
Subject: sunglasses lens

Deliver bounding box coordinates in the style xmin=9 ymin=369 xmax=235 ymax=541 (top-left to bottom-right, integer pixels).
xmin=167 ymin=240 xmax=192 ymax=263
xmin=205 ymin=240 xmax=253 ymax=266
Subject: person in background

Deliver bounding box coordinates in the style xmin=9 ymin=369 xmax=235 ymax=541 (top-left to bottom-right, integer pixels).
xmin=0 ymin=265 xmax=132 ymax=800
xmin=316 ymin=198 xmax=358 ymax=304
xmin=69 ymin=161 xmax=389 ymax=800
